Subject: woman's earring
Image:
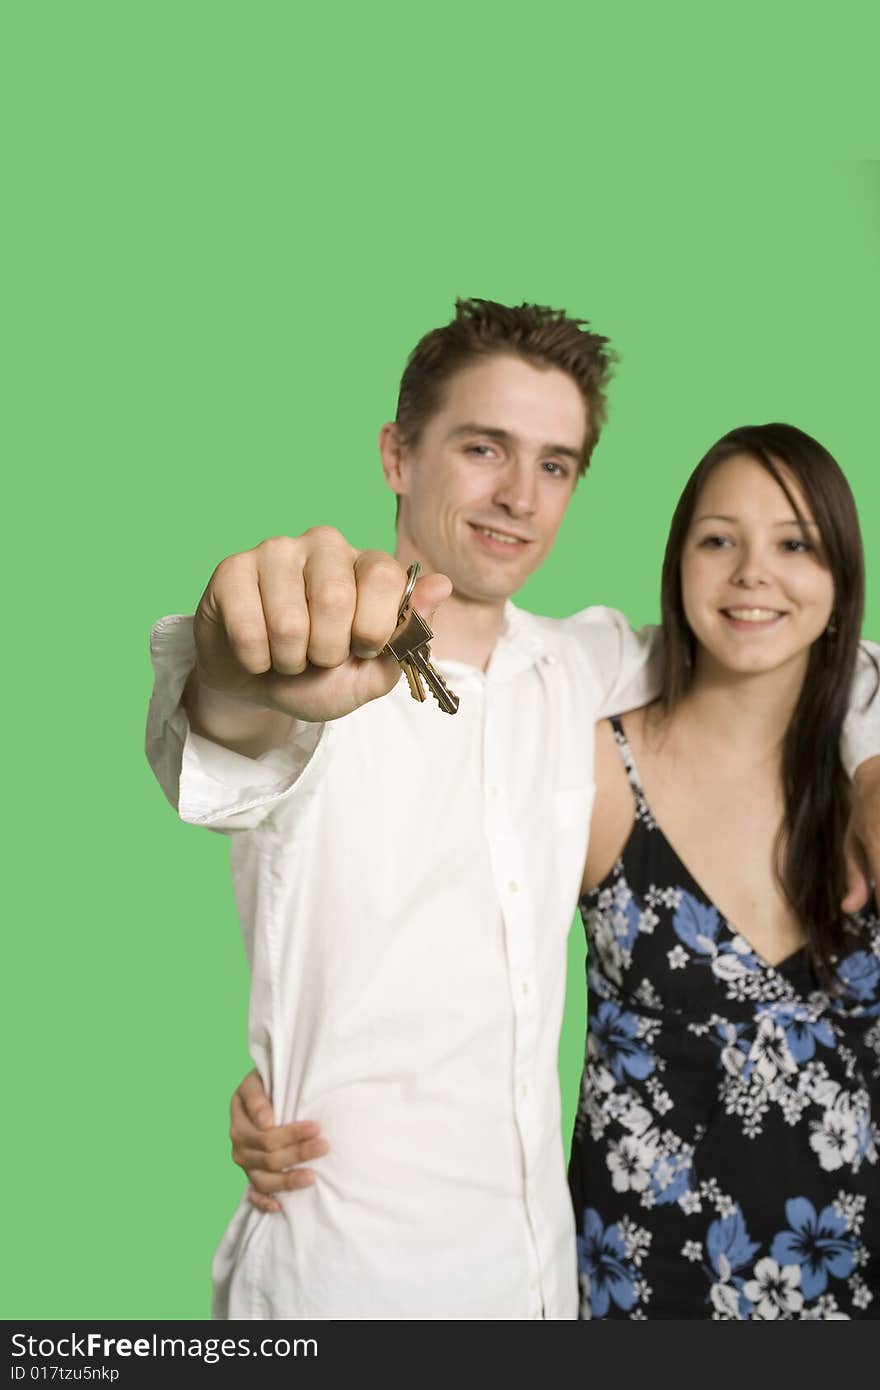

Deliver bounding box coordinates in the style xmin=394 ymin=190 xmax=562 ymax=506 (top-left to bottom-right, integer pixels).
xmin=826 ymin=614 xmax=838 ymax=639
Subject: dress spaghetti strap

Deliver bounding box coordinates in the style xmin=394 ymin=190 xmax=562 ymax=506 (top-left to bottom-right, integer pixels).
xmin=607 ymin=714 xmax=652 ymax=824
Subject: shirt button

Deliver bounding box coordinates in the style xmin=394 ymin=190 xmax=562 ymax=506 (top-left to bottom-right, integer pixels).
xmin=521 ymin=980 xmax=530 ymax=996
xmin=520 ymin=1083 xmax=528 ymax=1098
xmin=490 ymin=785 xmax=499 ymax=799
xmin=509 ymin=881 xmax=519 ymax=894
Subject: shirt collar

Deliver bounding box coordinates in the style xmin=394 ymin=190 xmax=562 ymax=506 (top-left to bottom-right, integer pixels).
xmin=436 ymin=601 xmax=553 ymax=687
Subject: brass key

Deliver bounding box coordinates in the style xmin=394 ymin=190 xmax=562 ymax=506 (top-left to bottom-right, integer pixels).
xmin=384 ymin=565 xmax=460 ymax=715
xmin=391 ymin=563 xmax=426 ymax=703
xmin=386 ymin=607 xmax=460 ymax=714
xmin=401 ymin=659 xmax=427 ymax=702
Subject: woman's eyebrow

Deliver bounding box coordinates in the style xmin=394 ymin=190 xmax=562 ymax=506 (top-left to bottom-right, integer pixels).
xmin=694 ymin=512 xmax=819 ymax=528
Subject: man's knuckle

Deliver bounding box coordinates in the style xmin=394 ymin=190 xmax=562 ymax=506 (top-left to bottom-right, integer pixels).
xmin=305 ymin=525 xmax=344 ymax=547
xmin=212 ymin=554 xmax=235 ymax=585
xmin=223 ymin=547 xmax=258 ymax=575
xmin=267 ymin=610 xmax=308 ymax=645
xmin=364 ymin=555 xmax=404 ymax=587
xmin=258 ymin=535 xmax=298 ymax=563
xmin=372 ymin=556 xmax=403 ymax=583
xmin=233 ymin=623 xmax=268 ymax=652
xmin=312 ymin=577 xmax=355 ymax=616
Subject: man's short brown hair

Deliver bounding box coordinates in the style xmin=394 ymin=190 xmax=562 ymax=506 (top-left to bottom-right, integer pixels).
xmin=395 ymin=298 xmax=617 ymax=474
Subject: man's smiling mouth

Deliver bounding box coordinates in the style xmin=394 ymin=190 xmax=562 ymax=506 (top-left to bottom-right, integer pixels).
xmin=469 ymin=523 xmax=530 ymax=546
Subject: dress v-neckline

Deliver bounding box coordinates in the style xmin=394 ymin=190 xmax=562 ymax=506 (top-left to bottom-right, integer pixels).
xmin=610 ymin=715 xmax=808 ymax=977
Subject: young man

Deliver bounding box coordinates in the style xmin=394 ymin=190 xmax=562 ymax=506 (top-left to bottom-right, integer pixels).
xmin=146 ymin=300 xmax=880 ymax=1320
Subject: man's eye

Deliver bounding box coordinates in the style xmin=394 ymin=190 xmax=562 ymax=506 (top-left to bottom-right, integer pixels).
xmin=467 ymin=445 xmax=494 ymax=458
xmin=542 ymin=460 xmax=568 ymax=477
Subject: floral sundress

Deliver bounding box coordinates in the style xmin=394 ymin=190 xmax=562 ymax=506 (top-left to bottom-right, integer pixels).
xmin=568 ymin=717 xmax=880 ymax=1319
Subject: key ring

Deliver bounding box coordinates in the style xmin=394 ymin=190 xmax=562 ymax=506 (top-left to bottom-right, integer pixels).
xmin=398 ymin=561 xmax=420 ymax=621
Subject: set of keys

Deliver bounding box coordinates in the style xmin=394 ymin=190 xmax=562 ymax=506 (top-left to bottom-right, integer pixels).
xmin=383 ymin=563 xmax=460 ymax=715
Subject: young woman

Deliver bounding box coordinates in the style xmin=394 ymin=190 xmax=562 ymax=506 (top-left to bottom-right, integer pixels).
xmin=570 ymin=424 xmax=879 ymax=1319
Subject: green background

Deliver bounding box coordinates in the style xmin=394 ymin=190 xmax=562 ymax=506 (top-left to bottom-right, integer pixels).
xmin=4 ymin=4 xmax=879 ymax=1318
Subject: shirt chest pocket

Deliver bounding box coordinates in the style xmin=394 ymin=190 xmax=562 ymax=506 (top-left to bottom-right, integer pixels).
xmin=551 ymin=787 xmax=593 ymax=899
xmin=553 ymin=789 xmax=595 ymax=839
xmin=554 ymin=786 xmax=592 ymax=831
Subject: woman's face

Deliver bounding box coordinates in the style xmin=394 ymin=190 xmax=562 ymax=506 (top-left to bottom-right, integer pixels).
xmin=680 ymin=453 xmax=835 ymax=682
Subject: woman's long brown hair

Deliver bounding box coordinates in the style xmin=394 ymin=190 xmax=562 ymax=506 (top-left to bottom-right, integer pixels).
xmin=658 ymin=423 xmax=872 ymax=982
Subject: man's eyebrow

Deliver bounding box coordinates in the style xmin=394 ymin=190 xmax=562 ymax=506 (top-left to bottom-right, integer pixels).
xmin=448 ymin=423 xmax=581 ymax=461
xmin=694 ymin=512 xmax=820 ymax=528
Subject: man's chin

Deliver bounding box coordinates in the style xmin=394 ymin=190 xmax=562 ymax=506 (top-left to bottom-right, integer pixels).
xmin=452 ymin=568 xmax=532 ymax=606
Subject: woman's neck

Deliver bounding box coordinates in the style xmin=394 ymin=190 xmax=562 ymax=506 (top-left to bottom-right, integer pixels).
xmin=665 ymin=654 xmax=808 ymax=763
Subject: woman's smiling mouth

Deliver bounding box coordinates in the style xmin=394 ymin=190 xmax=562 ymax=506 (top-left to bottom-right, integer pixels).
xmin=720 ymin=606 xmax=787 ymax=630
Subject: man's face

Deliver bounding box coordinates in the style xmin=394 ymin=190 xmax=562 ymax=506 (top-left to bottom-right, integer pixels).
xmin=384 ymin=354 xmax=587 ymax=604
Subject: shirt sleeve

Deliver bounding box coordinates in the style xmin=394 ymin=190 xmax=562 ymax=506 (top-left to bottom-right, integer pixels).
xmin=841 ymin=638 xmax=880 ymax=776
xmin=559 ymin=605 xmax=663 ymax=719
xmin=144 ymin=614 xmax=328 ymax=832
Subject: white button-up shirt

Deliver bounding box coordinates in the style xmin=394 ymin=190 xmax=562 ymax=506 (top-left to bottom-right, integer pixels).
xmin=145 ymin=606 xmax=880 ymax=1320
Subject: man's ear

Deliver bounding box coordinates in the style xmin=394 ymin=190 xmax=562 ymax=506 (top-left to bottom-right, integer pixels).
xmin=379 ymin=422 xmax=408 ymax=497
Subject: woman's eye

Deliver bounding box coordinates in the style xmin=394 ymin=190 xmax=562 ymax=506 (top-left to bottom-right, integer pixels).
xmin=781 ymin=538 xmax=812 ymax=553
xmin=698 ymin=535 xmax=730 ymax=549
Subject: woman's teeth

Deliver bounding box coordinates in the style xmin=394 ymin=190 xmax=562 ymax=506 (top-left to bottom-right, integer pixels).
xmin=723 ymin=608 xmax=782 ymax=622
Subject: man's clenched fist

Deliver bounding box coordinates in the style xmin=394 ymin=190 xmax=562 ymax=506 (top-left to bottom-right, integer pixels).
xmin=189 ymin=528 xmax=452 ymax=731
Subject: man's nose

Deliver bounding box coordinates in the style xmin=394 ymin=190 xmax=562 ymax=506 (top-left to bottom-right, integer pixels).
xmin=493 ymin=461 xmax=537 ymax=517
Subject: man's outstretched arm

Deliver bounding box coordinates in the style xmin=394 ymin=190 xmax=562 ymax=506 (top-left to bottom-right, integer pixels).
xmin=146 ymin=529 xmax=452 ymax=830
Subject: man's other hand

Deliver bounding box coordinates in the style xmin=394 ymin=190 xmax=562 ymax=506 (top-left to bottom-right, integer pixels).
xmin=842 ymin=754 xmax=880 ymax=913
xmin=230 ymin=1070 xmax=330 ymax=1214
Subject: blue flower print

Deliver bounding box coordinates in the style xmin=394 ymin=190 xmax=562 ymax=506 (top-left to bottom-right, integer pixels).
xmin=648 ymin=1150 xmax=693 ymax=1206
xmin=755 ymin=1003 xmax=835 ymax=1064
xmin=835 ymin=950 xmax=880 ymax=1005
xmin=577 ymin=1209 xmax=638 ymax=1317
xmin=672 ymin=891 xmax=759 ymax=977
xmin=707 ymin=1206 xmax=761 ymax=1281
xmin=613 ymin=892 xmax=642 ymax=954
xmin=712 ymin=1019 xmax=752 ymax=1075
xmin=769 ymin=1198 xmax=857 ymax=1299
xmin=590 ymin=1000 xmax=655 ymax=1085
xmin=673 ymin=892 xmax=721 ymax=955
xmin=855 ymin=1108 xmax=874 ymax=1165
